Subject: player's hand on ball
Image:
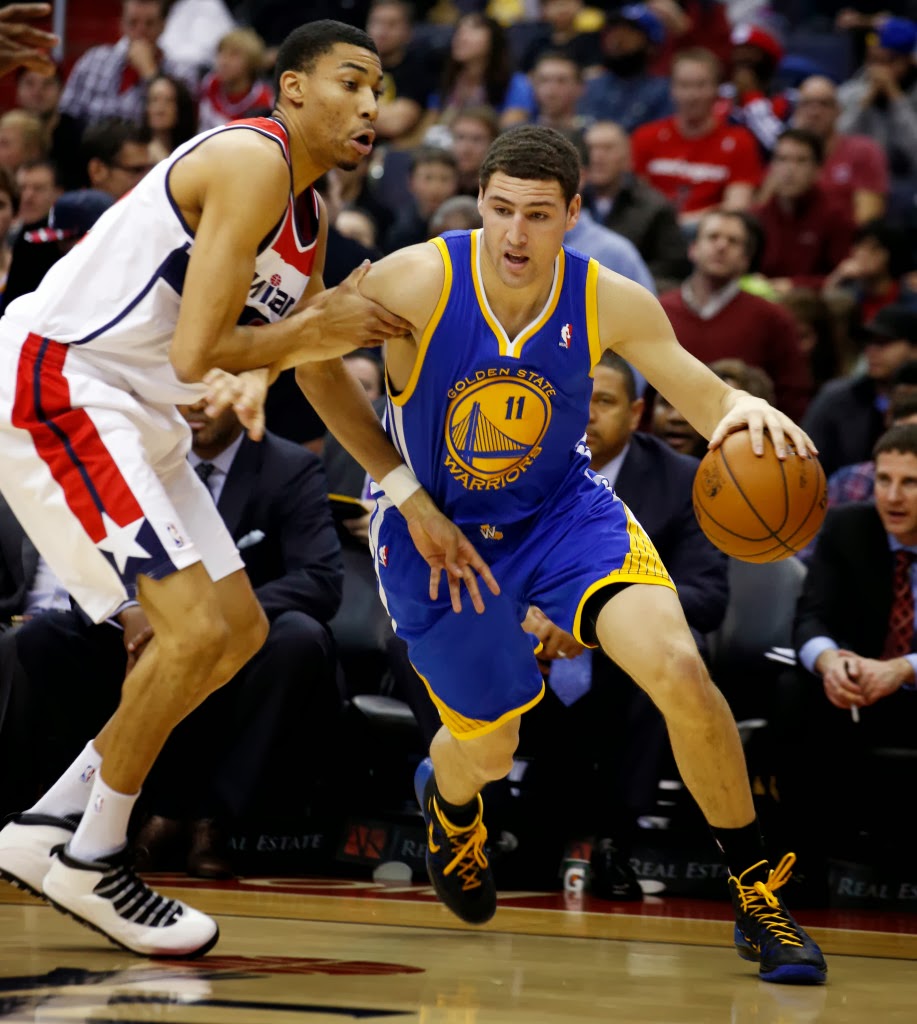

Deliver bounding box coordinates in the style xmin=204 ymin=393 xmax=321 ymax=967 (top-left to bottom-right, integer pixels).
xmin=708 ymin=393 xmax=818 ymax=460
xmin=401 ymin=490 xmax=500 ymax=614
xmin=204 ymin=367 xmax=269 ymax=441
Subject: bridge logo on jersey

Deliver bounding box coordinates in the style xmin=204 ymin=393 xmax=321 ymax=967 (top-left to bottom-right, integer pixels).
xmin=444 ymin=370 xmax=555 ymax=490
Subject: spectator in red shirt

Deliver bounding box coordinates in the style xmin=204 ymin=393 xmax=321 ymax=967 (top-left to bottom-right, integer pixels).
xmin=659 ymin=209 xmax=812 ymax=419
xmin=791 ymin=75 xmax=888 ymax=225
xmin=631 ymin=48 xmax=763 ymax=228
xmin=722 ymin=22 xmax=791 ymax=155
xmin=754 ymin=128 xmax=855 ymax=292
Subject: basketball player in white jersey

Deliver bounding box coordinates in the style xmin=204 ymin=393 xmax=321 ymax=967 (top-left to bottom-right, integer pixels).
xmin=0 ymin=19 xmax=496 ymax=958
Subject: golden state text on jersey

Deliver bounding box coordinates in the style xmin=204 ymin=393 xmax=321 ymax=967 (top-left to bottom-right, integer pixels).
xmin=384 ymin=229 xmax=604 ymax=526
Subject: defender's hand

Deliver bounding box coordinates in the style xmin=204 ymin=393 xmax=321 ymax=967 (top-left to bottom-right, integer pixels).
xmin=204 ymin=367 xmax=269 ymax=440
xmin=708 ymin=393 xmax=818 ymax=460
xmin=0 ymin=4 xmax=57 ymax=76
xmin=306 ymin=261 xmax=413 ymax=356
xmin=400 ymin=491 xmax=500 ymax=613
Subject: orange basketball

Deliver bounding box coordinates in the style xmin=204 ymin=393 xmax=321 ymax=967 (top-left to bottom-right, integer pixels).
xmin=692 ymin=431 xmax=827 ymax=563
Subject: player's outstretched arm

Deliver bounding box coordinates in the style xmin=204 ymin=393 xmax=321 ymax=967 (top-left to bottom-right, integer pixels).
xmin=167 ymin=132 xmax=412 ymax=382
xmin=600 ymin=270 xmax=817 ymax=460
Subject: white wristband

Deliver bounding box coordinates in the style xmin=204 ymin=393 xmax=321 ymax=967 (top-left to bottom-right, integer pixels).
xmin=379 ymin=464 xmax=422 ymax=507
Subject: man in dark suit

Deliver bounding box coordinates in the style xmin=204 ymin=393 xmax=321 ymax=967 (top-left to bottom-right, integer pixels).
xmin=775 ymin=422 xmax=917 ymax=897
xmin=12 ymin=399 xmax=344 ymax=876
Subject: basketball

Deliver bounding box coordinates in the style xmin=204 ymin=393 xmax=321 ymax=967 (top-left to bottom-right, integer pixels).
xmin=692 ymin=431 xmax=827 ymax=563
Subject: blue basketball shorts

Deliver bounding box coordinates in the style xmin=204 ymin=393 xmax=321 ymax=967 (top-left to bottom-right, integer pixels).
xmin=370 ymin=472 xmax=674 ymax=739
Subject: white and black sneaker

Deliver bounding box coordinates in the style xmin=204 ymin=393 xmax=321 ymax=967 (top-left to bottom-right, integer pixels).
xmin=42 ymin=844 xmax=219 ymax=958
xmin=0 ymin=812 xmax=80 ymax=897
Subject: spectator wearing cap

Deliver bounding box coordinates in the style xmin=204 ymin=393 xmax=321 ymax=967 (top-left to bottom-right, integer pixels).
xmin=631 ymin=48 xmax=763 ymax=228
xmin=578 ymin=5 xmax=672 ymax=132
xmin=83 ymin=117 xmax=155 ymax=201
xmin=721 ymin=22 xmax=792 ymax=154
xmin=581 ymin=119 xmax=688 ymax=290
xmin=838 ymin=17 xmax=917 ymax=211
xmin=2 ymin=188 xmax=113 ymax=314
xmin=792 ymin=75 xmax=889 ymax=225
xmin=59 ymin=0 xmax=198 ymax=129
xmin=803 ymin=306 xmax=917 ymax=477
xmin=753 ymin=128 xmax=856 ymax=292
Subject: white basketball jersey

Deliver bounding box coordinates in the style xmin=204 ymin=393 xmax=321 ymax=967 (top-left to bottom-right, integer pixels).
xmin=3 ymin=117 xmax=319 ymax=405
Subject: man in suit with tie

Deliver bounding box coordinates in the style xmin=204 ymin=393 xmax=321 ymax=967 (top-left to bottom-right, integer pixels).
xmin=516 ymin=351 xmax=730 ymax=899
xmin=10 ymin=399 xmax=344 ymax=876
xmin=775 ymin=422 xmax=917 ymax=900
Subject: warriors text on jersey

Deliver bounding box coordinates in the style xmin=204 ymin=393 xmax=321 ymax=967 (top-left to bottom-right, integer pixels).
xmin=384 ymin=229 xmax=603 ymax=526
xmin=3 ymin=116 xmax=318 ymax=405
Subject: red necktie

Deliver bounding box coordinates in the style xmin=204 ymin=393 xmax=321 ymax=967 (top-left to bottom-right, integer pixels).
xmin=883 ymin=550 xmax=915 ymax=659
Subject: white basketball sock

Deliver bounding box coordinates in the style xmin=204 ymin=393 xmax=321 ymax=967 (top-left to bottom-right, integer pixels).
xmin=67 ymin=775 xmax=139 ymax=862
xmin=30 ymin=741 xmax=102 ymax=818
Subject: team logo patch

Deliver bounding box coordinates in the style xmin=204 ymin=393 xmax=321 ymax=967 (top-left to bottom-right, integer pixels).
xmin=479 ymin=524 xmax=503 ymax=540
xmin=559 ymin=323 xmax=572 ymax=349
xmin=443 ymin=370 xmax=554 ymax=491
xmin=270 ymin=273 xmax=282 ymax=287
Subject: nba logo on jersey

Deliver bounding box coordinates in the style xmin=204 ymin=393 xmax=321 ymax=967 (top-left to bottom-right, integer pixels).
xmin=165 ymin=522 xmax=186 ymax=548
xmin=378 ymin=544 xmax=389 ymax=567
xmin=559 ymin=323 xmax=572 ymax=349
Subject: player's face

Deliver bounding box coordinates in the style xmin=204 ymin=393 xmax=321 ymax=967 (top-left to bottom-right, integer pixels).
xmin=283 ymin=44 xmax=383 ymax=173
xmin=478 ymin=173 xmax=579 ymax=289
xmin=586 ymin=365 xmax=643 ymax=468
xmin=875 ymin=450 xmax=917 ymax=545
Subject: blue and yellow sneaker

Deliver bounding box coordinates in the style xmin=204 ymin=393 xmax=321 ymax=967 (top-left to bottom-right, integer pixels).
xmin=730 ymin=853 xmax=827 ymax=985
xmin=413 ymin=758 xmax=496 ymax=925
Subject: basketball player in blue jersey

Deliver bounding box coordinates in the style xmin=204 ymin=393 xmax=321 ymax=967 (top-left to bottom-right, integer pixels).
xmin=291 ymin=126 xmax=827 ymax=985
xmin=0 ymin=20 xmax=495 ymax=958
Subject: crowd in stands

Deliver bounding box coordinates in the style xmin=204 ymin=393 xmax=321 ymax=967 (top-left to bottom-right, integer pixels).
xmin=1 ymin=0 xmax=917 ymax=904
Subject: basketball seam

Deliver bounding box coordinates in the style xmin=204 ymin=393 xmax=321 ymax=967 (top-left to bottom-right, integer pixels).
xmin=718 ymin=442 xmax=796 ymax=557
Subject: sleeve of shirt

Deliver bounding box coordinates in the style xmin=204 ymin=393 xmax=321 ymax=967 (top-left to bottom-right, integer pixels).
xmin=502 ymin=72 xmax=537 ymax=117
xmin=58 ymin=52 xmax=92 ymax=120
xmin=854 ymin=138 xmax=890 ymax=195
xmin=799 ymin=635 xmax=837 ymax=675
xmin=730 ymin=128 xmax=764 ymax=186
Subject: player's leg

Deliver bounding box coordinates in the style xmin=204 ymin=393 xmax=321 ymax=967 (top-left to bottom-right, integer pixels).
xmin=590 ymin=583 xmax=826 ymax=984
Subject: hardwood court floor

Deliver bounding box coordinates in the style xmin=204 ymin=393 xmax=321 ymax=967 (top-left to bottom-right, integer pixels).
xmin=2 ymin=876 xmax=916 ymax=1022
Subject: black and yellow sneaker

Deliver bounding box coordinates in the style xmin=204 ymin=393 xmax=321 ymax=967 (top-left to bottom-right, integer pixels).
xmin=413 ymin=757 xmax=496 ymax=925
xmin=730 ymin=853 xmax=827 ymax=985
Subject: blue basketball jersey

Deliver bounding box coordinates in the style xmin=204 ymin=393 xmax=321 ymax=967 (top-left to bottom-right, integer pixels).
xmin=383 ymin=229 xmax=603 ymax=526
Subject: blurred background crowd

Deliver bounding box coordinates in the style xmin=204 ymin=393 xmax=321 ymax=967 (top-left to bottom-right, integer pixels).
xmin=1 ymin=0 xmax=917 ymax=908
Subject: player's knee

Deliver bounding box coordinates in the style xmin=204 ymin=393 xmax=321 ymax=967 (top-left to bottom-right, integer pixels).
xmin=226 ymin=604 xmax=269 ymax=670
xmin=651 ymin=640 xmax=715 ymax=714
xmin=465 ymin=721 xmax=519 ymax=783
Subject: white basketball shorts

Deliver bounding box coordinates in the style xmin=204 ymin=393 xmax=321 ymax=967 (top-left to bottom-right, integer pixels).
xmin=0 ymin=328 xmax=243 ymax=622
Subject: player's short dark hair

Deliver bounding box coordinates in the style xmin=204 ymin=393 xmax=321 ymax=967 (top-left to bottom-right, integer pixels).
xmin=597 ymin=351 xmax=638 ymax=402
xmin=480 ymin=125 xmax=580 ymax=205
xmin=82 ymin=117 xmax=151 ymax=167
xmin=776 ymin=127 xmax=824 ymax=165
xmin=274 ymin=19 xmax=377 ymax=87
xmin=874 ymin=422 xmax=917 ymax=461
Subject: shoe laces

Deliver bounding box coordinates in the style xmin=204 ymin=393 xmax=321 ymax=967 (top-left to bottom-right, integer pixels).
xmin=732 ymin=852 xmax=803 ymax=947
xmin=431 ymin=796 xmax=489 ymax=891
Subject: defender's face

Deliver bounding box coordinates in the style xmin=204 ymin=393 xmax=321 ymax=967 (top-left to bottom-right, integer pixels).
xmin=875 ymin=450 xmax=917 ymax=546
xmin=284 ymin=44 xmax=383 ymax=172
xmin=478 ymin=172 xmax=579 ymax=289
